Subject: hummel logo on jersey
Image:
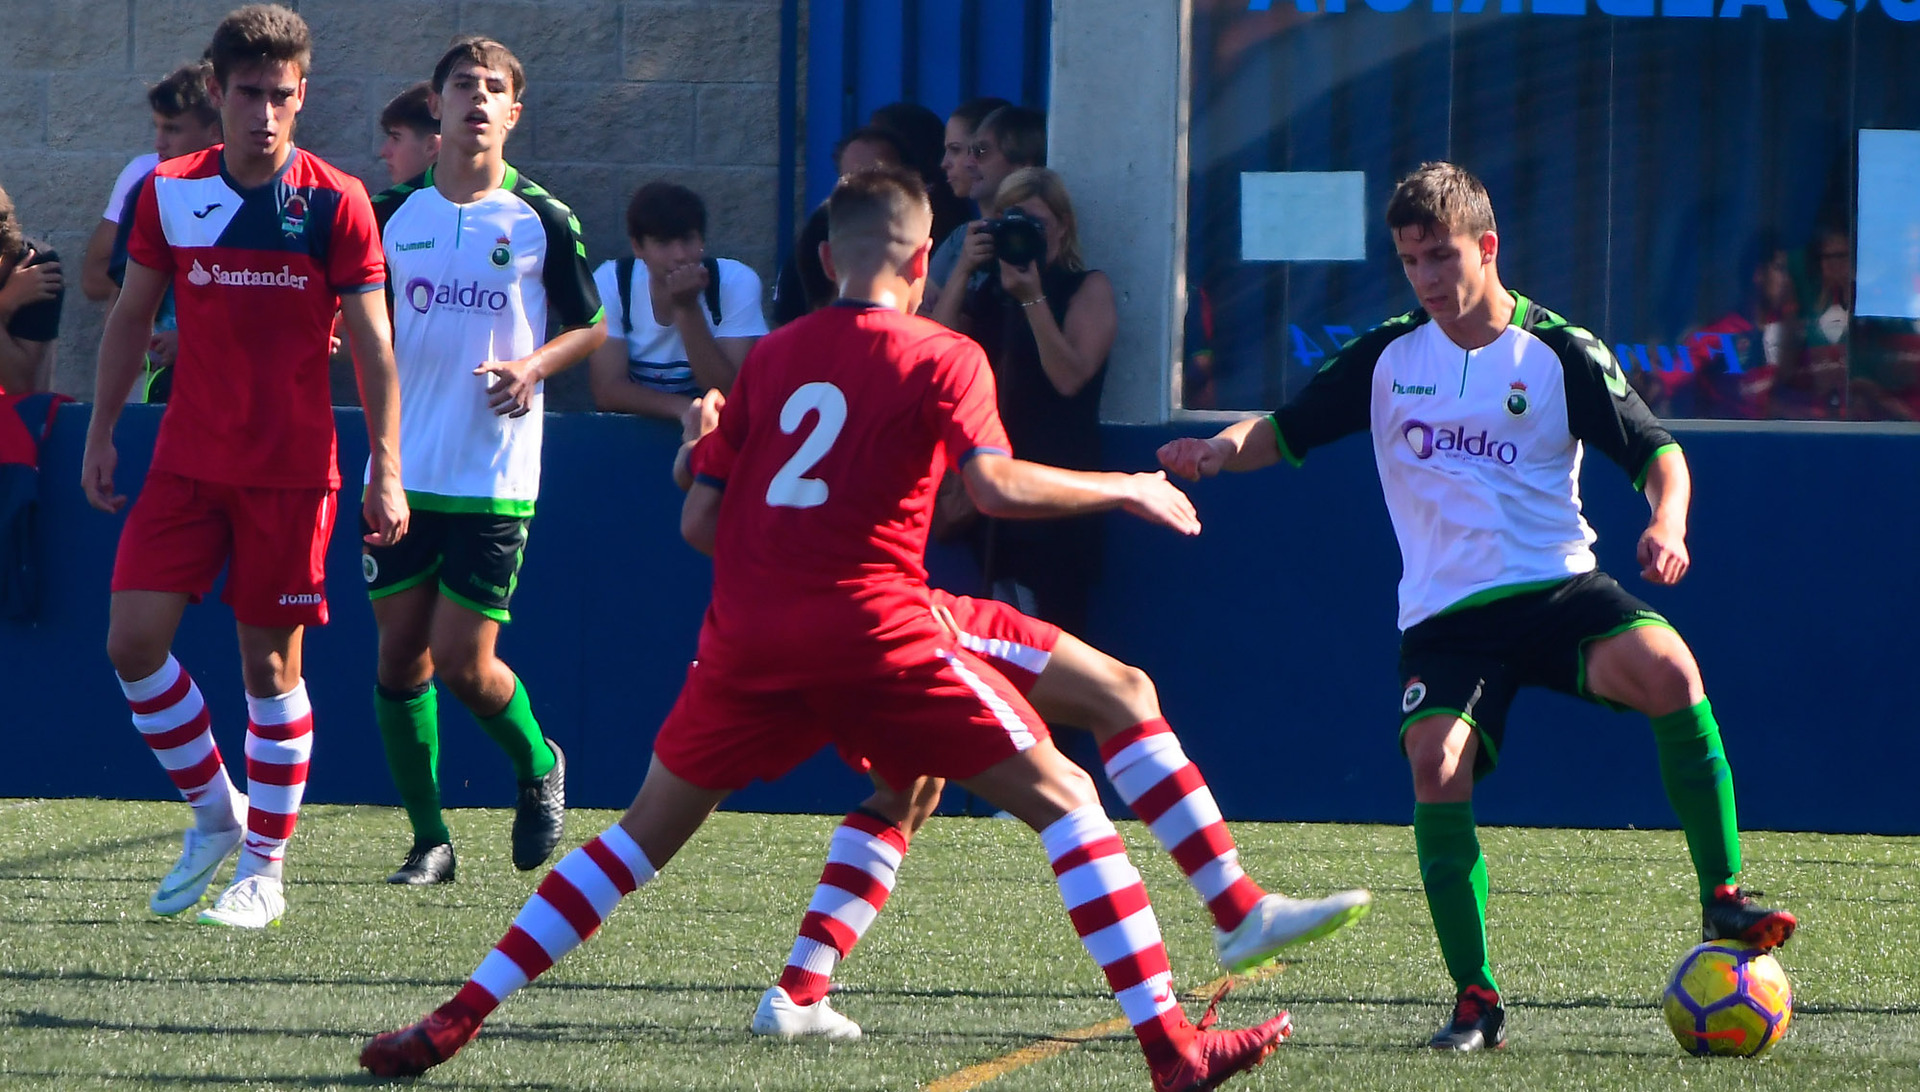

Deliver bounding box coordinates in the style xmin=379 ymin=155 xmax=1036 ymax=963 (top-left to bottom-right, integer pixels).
xmin=395 ymin=239 xmax=435 ymax=252
xmin=191 ymin=203 xmax=223 ymax=219
xmin=188 ymin=259 xmax=311 ymax=290
xmin=1392 ymin=380 xmax=1436 ymax=396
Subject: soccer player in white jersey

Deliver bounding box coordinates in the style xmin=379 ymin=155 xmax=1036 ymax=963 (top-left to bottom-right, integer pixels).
xmin=1159 ymin=162 xmax=1797 ymax=1052
xmin=362 ymin=37 xmax=605 ymax=885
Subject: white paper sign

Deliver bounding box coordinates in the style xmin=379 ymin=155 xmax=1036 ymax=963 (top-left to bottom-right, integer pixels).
xmin=1241 ymin=171 xmax=1367 ymax=262
xmin=1857 ymin=129 xmax=1920 ymax=321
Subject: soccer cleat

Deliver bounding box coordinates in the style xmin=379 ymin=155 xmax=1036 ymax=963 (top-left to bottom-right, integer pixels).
xmin=149 ymin=822 xmax=246 ymax=916
xmin=1703 ymin=886 xmax=1797 ymax=950
xmin=749 ymin=986 xmax=864 ymax=1040
xmin=1214 ymin=889 xmax=1373 ymax=972
xmin=1428 ymin=985 xmax=1507 ymax=1051
xmin=1149 ymin=1010 xmax=1292 ymax=1092
xmin=386 ymin=841 xmax=457 ymax=885
xmin=195 ymin=874 xmax=286 ymax=929
xmin=511 ymin=739 xmax=566 ymax=871
xmin=360 ymin=1003 xmax=482 ymax=1077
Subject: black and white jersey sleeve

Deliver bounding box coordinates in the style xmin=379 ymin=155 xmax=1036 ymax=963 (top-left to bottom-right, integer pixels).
xmin=511 ymin=177 xmax=604 ymax=331
xmin=1269 ymin=312 xmax=1424 ymax=465
xmin=1532 ymin=322 xmax=1679 ymax=489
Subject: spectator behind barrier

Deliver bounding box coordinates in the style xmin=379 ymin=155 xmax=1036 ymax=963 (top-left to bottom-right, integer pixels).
xmin=770 ymin=126 xmax=908 ymax=326
xmin=588 ymin=181 xmax=767 ymax=420
xmin=868 ymin=101 xmax=972 ymax=247
xmin=83 ymin=60 xmax=223 ymax=305
xmin=377 ymin=81 xmax=440 ymax=186
xmin=1776 ymin=226 xmax=1853 ymax=419
xmin=923 ymin=104 xmax=1044 ymax=315
xmin=0 ymin=185 xmax=64 ymax=395
xmin=1678 ymin=232 xmax=1800 ymax=421
xmin=930 ymin=167 xmax=1117 ymax=633
xmin=929 ymin=96 xmax=1011 ymax=290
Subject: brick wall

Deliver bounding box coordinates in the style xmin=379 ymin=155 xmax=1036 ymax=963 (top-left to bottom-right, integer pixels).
xmin=0 ymin=0 xmax=789 ymax=409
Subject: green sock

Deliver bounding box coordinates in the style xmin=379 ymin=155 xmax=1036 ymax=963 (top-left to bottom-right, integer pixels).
xmin=1414 ymin=801 xmax=1499 ymax=995
xmin=374 ymin=683 xmax=449 ymax=846
xmin=475 ymin=674 xmax=555 ymax=781
xmin=1650 ymin=698 xmax=1742 ymax=904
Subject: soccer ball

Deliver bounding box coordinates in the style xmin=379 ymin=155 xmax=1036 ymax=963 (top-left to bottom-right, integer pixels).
xmin=1661 ymin=940 xmax=1793 ymax=1057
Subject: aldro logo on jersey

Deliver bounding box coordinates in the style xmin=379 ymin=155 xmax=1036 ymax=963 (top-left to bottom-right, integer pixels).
xmin=404 ymin=276 xmax=509 ymax=315
xmin=1402 ymin=420 xmax=1519 ymax=465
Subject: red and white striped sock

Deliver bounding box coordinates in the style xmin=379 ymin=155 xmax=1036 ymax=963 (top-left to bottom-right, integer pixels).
xmin=119 ymin=656 xmax=241 ymax=832
xmin=452 ymin=825 xmax=657 ymax=1019
xmin=1042 ymin=804 xmax=1195 ymax=1068
xmin=236 ymin=682 xmax=314 ymax=882
xmin=1101 ymin=719 xmax=1266 ymax=933
xmin=777 ymin=808 xmax=909 ymax=1005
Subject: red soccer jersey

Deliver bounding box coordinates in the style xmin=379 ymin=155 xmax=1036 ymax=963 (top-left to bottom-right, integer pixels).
xmin=688 ymin=302 xmax=1012 ymax=685
xmin=127 ymin=146 xmax=385 ymax=488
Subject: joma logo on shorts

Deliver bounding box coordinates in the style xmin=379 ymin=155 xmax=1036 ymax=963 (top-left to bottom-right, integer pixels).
xmin=278 ymin=593 xmax=323 ymax=605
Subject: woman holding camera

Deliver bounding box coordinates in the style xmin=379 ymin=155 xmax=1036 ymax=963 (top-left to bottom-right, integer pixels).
xmin=931 ymin=167 xmax=1117 ymax=631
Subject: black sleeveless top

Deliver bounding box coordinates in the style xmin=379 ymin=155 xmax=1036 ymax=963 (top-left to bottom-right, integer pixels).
xmin=963 ymin=265 xmax=1105 ymax=472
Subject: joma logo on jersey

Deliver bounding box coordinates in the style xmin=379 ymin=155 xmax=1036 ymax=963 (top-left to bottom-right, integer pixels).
xmin=404 ymin=277 xmax=509 ymax=315
xmin=1402 ymin=420 xmax=1519 ymax=465
xmin=1392 ymin=380 xmax=1437 ymax=395
xmin=186 ymin=259 xmax=311 ymax=289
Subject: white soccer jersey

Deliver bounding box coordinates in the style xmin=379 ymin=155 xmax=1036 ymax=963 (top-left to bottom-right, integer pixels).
xmin=370 ymin=166 xmax=602 ymax=514
xmin=1270 ymin=294 xmax=1678 ymax=631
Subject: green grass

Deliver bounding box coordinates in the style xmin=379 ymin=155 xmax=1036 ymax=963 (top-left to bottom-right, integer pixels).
xmin=1 ymin=800 xmax=1917 ymax=1091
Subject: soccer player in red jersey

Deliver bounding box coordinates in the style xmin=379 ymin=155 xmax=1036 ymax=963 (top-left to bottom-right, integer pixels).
xmin=361 ymin=167 xmax=1289 ymax=1092
xmin=82 ymin=4 xmax=407 ymax=929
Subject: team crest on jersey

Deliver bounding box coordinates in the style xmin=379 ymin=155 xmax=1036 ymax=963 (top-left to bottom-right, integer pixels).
xmin=280 ymin=192 xmax=308 ymax=236
xmin=1401 ymin=678 xmax=1428 ymax=714
xmin=1505 ymin=380 xmax=1530 ymax=417
xmin=490 ymin=235 xmax=512 ymax=268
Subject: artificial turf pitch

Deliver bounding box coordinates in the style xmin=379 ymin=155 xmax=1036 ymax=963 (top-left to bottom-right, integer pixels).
xmin=1 ymin=799 xmax=1915 ymax=1091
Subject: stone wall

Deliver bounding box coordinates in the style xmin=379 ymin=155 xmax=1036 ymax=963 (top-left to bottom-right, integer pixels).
xmin=0 ymin=0 xmax=788 ymax=408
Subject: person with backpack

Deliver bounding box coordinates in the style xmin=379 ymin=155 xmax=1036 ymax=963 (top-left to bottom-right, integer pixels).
xmin=586 ymin=182 xmax=767 ymax=420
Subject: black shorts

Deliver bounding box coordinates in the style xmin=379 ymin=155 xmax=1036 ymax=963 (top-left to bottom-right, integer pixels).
xmin=362 ymin=509 xmax=530 ymax=622
xmin=1396 ymin=571 xmax=1671 ymax=777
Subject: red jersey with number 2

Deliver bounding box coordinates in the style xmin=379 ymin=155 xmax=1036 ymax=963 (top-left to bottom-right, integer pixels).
xmin=688 ymin=302 xmax=1011 ymax=686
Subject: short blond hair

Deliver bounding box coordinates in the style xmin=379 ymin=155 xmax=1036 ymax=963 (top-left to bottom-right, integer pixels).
xmin=991 ymin=167 xmax=1083 ymax=273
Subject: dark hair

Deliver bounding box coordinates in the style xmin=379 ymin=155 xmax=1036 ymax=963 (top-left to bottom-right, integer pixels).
xmin=977 ymin=105 xmax=1047 ymax=169
xmin=0 ymin=185 xmax=22 ymax=262
xmin=951 ymin=96 xmax=1012 ymax=133
xmin=149 ymin=60 xmax=219 ymax=127
xmin=833 ymin=126 xmax=908 ymax=173
xmin=1385 ymin=162 xmax=1497 ymax=240
xmin=379 ymin=81 xmax=437 ymax=135
xmin=626 ymin=181 xmax=706 ymax=244
xmin=432 ymin=36 xmax=526 ymax=101
xmin=826 ymin=166 xmax=931 ymax=269
xmin=867 ymin=102 xmax=945 ymax=184
xmin=206 ymin=4 xmax=312 ymax=86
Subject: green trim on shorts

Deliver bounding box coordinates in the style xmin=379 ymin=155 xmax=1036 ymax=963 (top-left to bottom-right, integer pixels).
xmin=1433 ymin=577 xmax=1571 ymax=619
xmin=403 ymin=490 xmax=537 ymax=517
xmin=1399 ymin=707 xmax=1500 ymax=771
xmin=1633 ymin=442 xmax=1683 ymax=492
xmin=1575 ymin=615 xmax=1676 ymax=710
xmin=366 ymin=565 xmax=438 ymax=601
xmin=1266 ymin=415 xmax=1303 ymax=468
xmin=440 ymin=583 xmax=512 ymax=623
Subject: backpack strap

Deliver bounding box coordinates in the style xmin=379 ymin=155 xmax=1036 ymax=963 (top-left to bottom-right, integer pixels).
xmin=615 ymin=255 xmax=636 ymax=337
xmin=702 ymin=256 xmax=723 ymax=326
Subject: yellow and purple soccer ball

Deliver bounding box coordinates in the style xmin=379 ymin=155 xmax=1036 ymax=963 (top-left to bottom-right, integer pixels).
xmin=1662 ymin=940 xmax=1793 ymax=1057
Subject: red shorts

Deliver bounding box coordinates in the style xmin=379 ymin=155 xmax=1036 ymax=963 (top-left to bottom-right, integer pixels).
xmin=931 ymin=590 xmax=1061 ymax=694
xmin=653 ymin=647 xmax=1051 ymax=793
xmin=111 ymin=471 xmax=338 ymax=628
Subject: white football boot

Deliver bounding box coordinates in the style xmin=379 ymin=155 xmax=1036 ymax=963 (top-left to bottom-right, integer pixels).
xmin=1215 ymin=889 xmax=1374 ymax=973
xmin=196 ymin=873 xmax=286 ymax=929
xmin=750 ymin=986 xmax=863 ymax=1040
xmin=149 ymin=816 xmax=246 ymax=916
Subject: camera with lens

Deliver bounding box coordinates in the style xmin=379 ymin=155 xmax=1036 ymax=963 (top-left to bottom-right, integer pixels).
xmin=983 ymin=208 xmax=1046 ymax=270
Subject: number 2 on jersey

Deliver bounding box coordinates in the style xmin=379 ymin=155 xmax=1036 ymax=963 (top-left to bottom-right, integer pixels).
xmin=765 ymin=382 xmax=847 ymax=509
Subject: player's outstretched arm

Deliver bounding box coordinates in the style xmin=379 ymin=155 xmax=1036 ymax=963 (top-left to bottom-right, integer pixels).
xmin=1637 ymin=447 xmax=1692 ymax=586
xmin=962 ymin=453 xmax=1200 ymax=536
xmin=82 ymin=260 xmax=168 ymax=513
xmin=339 ymin=290 xmax=409 ymax=546
xmin=1157 ymin=415 xmax=1282 ymax=481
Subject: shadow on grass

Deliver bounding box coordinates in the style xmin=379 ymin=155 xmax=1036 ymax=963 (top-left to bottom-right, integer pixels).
xmin=0 ymin=1067 xmax=562 ymax=1090
xmin=0 ymin=830 xmax=179 ymax=873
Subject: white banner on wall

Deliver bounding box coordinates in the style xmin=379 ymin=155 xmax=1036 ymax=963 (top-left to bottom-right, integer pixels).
xmin=1241 ymin=171 xmax=1367 ymax=262
xmin=1857 ymin=129 xmax=1920 ymax=321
